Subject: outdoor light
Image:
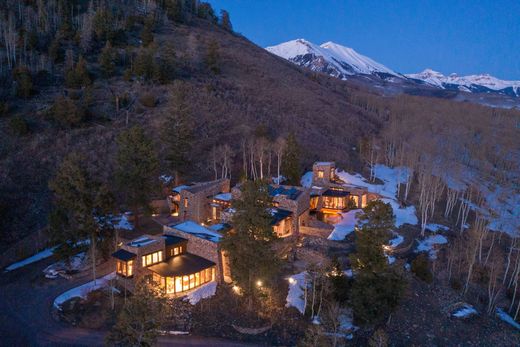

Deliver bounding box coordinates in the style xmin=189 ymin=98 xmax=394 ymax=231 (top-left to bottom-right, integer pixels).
xmin=288 ymin=277 xmax=296 ymax=284
xmin=256 ymin=280 xmax=263 ymax=287
xmin=232 ymin=285 xmax=241 ymax=294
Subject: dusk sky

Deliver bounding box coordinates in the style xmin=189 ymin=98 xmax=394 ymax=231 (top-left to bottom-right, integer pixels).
xmin=208 ymin=0 xmax=520 ymax=80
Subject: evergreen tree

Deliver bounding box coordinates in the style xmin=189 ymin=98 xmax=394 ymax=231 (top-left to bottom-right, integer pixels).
xmin=141 ymin=16 xmax=154 ymax=47
xmin=221 ymin=180 xmax=280 ymax=309
xmin=49 ymin=153 xmax=114 ymax=281
xmin=106 ymin=279 xmax=169 ymax=347
xmin=197 ymin=2 xmax=217 ymax=22
xmin=161 ymin=82 xmax=193 ymax=185
xmin=350 ymin=200 xmax=394 ymax=273
xmin=13 ymin=66 xmax=33 ymax=99
xmin=99 ymin=41 xmax=116 ymax=77
xmin=115 ymin=126 xmax=159 ymax=228
xmin=282 ymin=133 xmax=301 ymax=185
xmin=204 ymin=40 xmax=220 ymax=74
xmin=50 ymin=96 xmax=86 ymax=128
xmin=65 ymin=56 xmax=91 ymax=89
xmin=133 ymin=48 xmax=155 ymax=81
xmin=220 ymin=10 xmax=232 ymax=31
xmin=166 ymin=0 xmax=184 ymax=22
xmin=348 ymin=200 xmax=405 ymax=324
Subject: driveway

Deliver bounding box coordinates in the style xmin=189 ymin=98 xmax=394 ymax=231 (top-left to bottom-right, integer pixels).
xmin=0 ymin=256 xmax=254 ymax=347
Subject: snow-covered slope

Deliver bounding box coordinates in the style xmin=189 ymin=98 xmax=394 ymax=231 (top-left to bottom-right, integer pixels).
xmin=407 ymin=69 xmax=520 ymax=97
xmin=266 ymin=39 xmax=400 ymax=80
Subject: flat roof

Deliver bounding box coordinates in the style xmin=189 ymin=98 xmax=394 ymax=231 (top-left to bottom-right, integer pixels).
xmin=147 ymin=253 xmax=216 ymax=277
xmin=314 ymin=161 xmax=335 ymax=166
xmin=271 ymin=208 xmax=293 ymax=225
xmin=268 ymin=185 xmax=302 ymax=200
xmin=112 ymin=249 xmax=136 ymax=261
xmin=162 ymin=234 xmax=187 ymax=246
xmin=323 ymin=189 xmax=350 ymax=197
xmin=213 ymin=192 xmax=232 ymax=201
xmin=171 ymin=221 xmax=222 ymax=242
xmin=127 ymin=235 xmax=158 ymax=248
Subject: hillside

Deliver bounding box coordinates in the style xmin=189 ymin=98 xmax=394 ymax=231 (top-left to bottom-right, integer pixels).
xmin=0 ymin=3 xmax=380 ymax=246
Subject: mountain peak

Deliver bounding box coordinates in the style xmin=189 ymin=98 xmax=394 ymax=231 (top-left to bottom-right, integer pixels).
xmin=266 ymin=38 xmax=399 ymax=79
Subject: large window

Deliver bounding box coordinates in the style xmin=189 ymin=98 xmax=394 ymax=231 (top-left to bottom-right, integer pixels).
xmin=142 ymin=250 xmax=163 ymax=267
xmin=323 ymin=196 xmax=346 ymax=210
xmin=170 ymin=246 xmax=183 ymax=257
xmin=163 ymin=267 xmax=216 ymax=294
xmin=116 ymin=260 xmax=134 ymax=277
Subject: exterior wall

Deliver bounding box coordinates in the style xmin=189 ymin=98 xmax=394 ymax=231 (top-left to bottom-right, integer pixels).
xmin=163 ymin=225 xmax=225 ymax=284
xmin=117 ymin=235 xmax=166 ymax=291
xmin=179 ymin=179 xmax=230 ymax=224
xmin=312 ymin=162 xmax=336 ymax=187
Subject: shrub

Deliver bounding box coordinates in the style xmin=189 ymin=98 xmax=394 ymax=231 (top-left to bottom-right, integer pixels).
xmin=13 ymin=67 xmax=34 ymax=99
xmin=450 ymin=278 xmax=462 ymax=291
xmin=139 ymin=93 xmax=157 ymax=107
xmin=50 ymin=96 xmax=86 ymax=127
xmin=65 ymin=57 xmax=91 ymax=89
xmin=411 ymin=254 xmax=433 ymax=283
xmin=8 ymin=116 xmax=30 ymax=136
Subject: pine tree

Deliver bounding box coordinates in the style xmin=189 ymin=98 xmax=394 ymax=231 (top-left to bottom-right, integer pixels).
xmin=161 ymin=82 xmax=193 ymax=185
xmin=106 ymin=279 xmax=169 ymax=347
xmin=282 ymin=133 xmax=301 ymax=185
xmin=221 ymin=180 xmax=280 ymax=309
xmin=13 ymin=66 xmax=33 ymax=99
xmin=99 ymin=41 xmax=116 ymax=77
xmin=350 ymin=200 xmax=394 ymax=273
xmin=220 ymin=10 xmax=232 ymax=31
xmin=204 ymin=40 xmax=220 ymax=74
xmin=141 ymin=16 xmax=154 ymax=47
xmin=348 ymin=200 xmax=405 ymax=324
xmin=115 ymin=126 xmax=159 ymax=228
xmin=49 ymin=153 xmax=114 ymax=282
xmin=166 ymin=0 xmax=184 ymax=22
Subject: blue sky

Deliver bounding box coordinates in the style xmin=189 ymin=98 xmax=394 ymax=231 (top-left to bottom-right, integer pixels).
xmin=208 ymin=0 xmax=520 ymax=80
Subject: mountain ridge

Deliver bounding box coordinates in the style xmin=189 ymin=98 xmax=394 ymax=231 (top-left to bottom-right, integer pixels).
xmin=266 ymin=39 xmax=520 ymax=99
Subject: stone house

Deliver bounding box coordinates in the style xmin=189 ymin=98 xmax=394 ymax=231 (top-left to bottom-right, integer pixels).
xmin=229 ymin=183 xmax=310 ymax=237
xmin=112 ymin=223 xmax=224 ymax=295
xmin=168 ymin=179 xmax=230 ymax=224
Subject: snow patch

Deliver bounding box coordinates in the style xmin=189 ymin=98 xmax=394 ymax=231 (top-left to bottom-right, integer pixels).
xmin=496 ymin=308 xmax=520 ymax=330
xmin=327 ymin=209 xmax=361 ymax=240
xmin=286 ymin=272 xmax=307 ymax=314
xmin=184 ymin=281 xmax=217 ymax=305
xmin=53 ymin=272 xmax=116 ymax=310
xmin=426 ymin=223 xmax=450 ymax=232
xmin=300 ymin=171 xmax=313 ymax=188
xmin=452 ymin=304 xmax=477 ymax=318
xmin=415 ymin=235 xmax=448 ymax=259
xmin=4 ymin=246 xmax=58 ymax=272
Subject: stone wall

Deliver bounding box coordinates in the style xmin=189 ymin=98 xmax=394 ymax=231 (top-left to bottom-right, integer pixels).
xmin=163 ymin=225 xmax=224 ymax=283
xmin=179 ymin=179 xmax=230 ymax=223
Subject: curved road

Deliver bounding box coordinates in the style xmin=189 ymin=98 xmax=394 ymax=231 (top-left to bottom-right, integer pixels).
xmin=0 ymin=256 xmax=253 ymax=346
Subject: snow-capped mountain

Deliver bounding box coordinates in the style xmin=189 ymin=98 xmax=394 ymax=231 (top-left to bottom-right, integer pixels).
xmin=406 ymin=69 xmax=520 ymax=97
xmin=266 ymin=39 xmax=401 ymax=80
xmin=266 ymin=39 xmax=520 ymax=100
